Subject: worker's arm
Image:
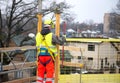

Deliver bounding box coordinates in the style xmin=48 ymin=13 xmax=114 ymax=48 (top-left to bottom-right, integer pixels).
xmin=52 ymin=34 xmax=66 ymax=45
xmin=35 ymin=33 xmax=41 ymax=47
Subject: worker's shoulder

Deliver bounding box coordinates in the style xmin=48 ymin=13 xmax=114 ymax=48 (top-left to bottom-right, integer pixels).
xmin=36 ymin=32 xmax=43 ymax=38
xmin=51 ymin=33 xmax=57 ymax=37
xmin=36 ymin=32 xmax=40 ymax=35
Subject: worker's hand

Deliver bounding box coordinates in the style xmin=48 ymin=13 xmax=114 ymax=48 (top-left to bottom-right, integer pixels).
xmin=62 ymin=35 xmax=66 ymax=42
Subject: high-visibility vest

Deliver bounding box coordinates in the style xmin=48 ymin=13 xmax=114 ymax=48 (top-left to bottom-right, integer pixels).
xmin=36 ymin=32 xmax=58 ymax=56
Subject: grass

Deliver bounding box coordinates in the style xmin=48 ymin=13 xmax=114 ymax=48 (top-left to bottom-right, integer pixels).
xmin=59 ymin=74 xmax=120 ymax=83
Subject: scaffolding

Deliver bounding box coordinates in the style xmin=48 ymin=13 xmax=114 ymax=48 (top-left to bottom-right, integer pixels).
xmin=0 ymin=38 xmax=120 ymax=83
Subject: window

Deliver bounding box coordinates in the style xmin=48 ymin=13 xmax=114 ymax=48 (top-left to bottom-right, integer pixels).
xmin=88 ymin=44 xmax=95 ymax=51
xmin=88 ymin=57 xmax=93 ymax=60
xmin=78 ymin=56 xmax=81 ymax=59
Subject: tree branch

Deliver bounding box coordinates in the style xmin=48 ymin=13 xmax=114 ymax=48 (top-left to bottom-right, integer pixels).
xmin=0 ymin=9 xmax=3 ymax=30
xmin=11 ymin=9 xmax=35 ymax=28
xmin=15 ymin=0 xmax=22 ymax=5
xmin=11 ymin=16 xmax=36 ymax=38
xmin=8 ymin=0 xmax=16 ymax=30
xmin=12 ymin=6 xmax=37 ymax=21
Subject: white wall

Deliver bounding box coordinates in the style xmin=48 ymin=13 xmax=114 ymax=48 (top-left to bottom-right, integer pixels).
xmin=68 ymin=42 xmax=117 ymax=70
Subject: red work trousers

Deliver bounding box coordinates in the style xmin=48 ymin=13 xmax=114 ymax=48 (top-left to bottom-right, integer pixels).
xmin=37 ymin=56 xmax=54 ymax=83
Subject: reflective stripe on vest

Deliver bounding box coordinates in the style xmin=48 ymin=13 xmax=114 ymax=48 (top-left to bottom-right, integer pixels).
xmin=39 ymin=47 xmax=50 ymax=56
xmin=36 ymin=32 xmax=57 ymax=56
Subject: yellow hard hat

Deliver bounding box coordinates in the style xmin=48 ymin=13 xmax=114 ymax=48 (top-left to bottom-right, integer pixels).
xmin=44 ymin=19 xmax=55 ymax=28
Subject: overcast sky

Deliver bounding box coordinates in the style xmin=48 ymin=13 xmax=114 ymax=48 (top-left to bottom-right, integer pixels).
xmin=25 ymin=0 xmax=118 ymax=23
xmin=65 ymin=0 xmax=118 ymax=23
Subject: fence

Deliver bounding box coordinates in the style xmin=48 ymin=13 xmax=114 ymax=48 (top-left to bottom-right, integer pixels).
xmin=0 ymin=46 xmax=36 ymax=83
xmin=0 ymin=38 xmax=120 ymax=83
xmin=59 ymin=38 xmax=120 ymax=83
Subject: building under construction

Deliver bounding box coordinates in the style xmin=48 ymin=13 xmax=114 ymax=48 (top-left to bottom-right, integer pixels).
xmin=0 ymin=38 xmax=120 ymax=83
xmin=0 ymin=0 xmax=120 ymax=83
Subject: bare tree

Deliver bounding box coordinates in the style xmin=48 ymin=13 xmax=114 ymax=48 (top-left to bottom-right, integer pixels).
xmin=110 ymin=0 xmax=120 ymax=37
xmin=0 ymin=0 xmax=70 ymax=82
xmin=0 ymin=0 xmax=38 ymax=81
xmin=0 ymin=0 xmax=38 ymax=47
xmin=0 ymin=0 xmax=70 ymax=47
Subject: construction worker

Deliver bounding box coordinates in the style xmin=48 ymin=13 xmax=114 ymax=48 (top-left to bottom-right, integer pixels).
xmin=36 ymin=19 xmax=65 ymax=83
